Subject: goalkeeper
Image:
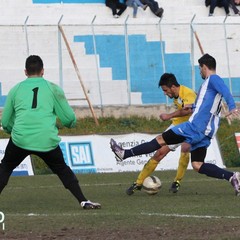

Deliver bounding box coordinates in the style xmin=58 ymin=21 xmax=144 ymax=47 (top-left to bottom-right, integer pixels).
xmin=0 ymin=55 xmax=101 ymax=210
xmin=126 ymin=73 xmax=196 ymax=195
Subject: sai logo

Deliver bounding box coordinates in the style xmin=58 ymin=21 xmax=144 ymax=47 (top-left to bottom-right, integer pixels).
xmin=68 ymin=142 xmax=94 ymax=166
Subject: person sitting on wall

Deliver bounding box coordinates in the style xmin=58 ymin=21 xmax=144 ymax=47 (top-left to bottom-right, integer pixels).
xmin=125 ymin=0 xmax=148 ymax=18
xmin=140 ymin=0 xmax=164 ymax=17
xmin=106 ymin=0 xmax=127 ymax=18
xmin=229 ymin=0 xmax=240 ymax=15
xmin=205 ymin=0 xmax=230 ymax=16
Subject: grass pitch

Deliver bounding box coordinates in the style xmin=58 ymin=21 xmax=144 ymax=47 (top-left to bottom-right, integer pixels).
xmin=1 ymin=169 xmax=240 ymax=239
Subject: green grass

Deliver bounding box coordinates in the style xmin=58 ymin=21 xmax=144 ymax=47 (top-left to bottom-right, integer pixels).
xmin=1 ymin=170 xmax=240 ymax=239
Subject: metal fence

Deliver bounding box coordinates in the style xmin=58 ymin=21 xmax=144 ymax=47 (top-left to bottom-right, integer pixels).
xmin=0 ymin=15 xmax=239 ymax=110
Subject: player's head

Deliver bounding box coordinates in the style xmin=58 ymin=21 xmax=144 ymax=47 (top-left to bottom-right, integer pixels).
xmin=25 ymin=55 xmax=44 ymax=77
xmin=158 ymin=73 xmax=180 ymax=99
xmin=198 ymin=54 xmax=216 ymax=79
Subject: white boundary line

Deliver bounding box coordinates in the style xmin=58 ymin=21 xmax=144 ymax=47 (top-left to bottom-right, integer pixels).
xmin=5 ymin=212 xmax=240 ymax=219
xmin=141 ymin=212 xmax=240 ymax=219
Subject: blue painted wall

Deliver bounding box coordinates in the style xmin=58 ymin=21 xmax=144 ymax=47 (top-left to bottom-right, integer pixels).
xmin=0 ymin=31 xmax=238 ymax=107
xmin=74 ymin=34 xmax=193 ymax=104
xmin=74 ymin=34 xmax=240 ymax=103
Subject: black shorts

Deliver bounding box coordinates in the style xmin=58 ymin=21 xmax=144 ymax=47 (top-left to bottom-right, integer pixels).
xmin=162 ymin=129 xmax=207 ymax=162
xmin=162 ymin=129 xmax=186 ymax=145
xmin=190 ymin=147 xmax=207 ymax=162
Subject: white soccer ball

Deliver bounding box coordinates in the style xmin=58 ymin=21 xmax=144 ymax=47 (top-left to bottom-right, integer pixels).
xmin=142 ymin=176 xmax=162 ymax=195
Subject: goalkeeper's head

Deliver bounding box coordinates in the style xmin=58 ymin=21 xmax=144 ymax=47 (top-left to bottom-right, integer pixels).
xmin=25 ymin=55 xmax=44 ymax=77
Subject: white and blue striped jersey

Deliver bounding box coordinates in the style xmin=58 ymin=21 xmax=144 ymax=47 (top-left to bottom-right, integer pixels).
xmin=188 ymin=74 xmax=236 ymax=138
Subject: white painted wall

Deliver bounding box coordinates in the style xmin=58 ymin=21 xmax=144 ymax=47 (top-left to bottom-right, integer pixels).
xmin=0 ymin=0 xmax=239 ymax=107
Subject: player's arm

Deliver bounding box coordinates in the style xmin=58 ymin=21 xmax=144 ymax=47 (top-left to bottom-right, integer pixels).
xmin=51 ymin=84 xmax=76 ymax=128
xmin=1 ymin=89 xmax=16 ymax=133
xmin=225 ymin=108 xmax=240 ymax=117
xmin=160 ymin=104 xmax=193 ymax=121
xmin=211 ymin=76 xmax=236 ymax=111
xmin=160 ymin=87 xmax=196 ymax=121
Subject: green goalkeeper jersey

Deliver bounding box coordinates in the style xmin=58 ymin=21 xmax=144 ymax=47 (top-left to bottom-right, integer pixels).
xmin=1 ymin=77 xmax=76 ymax=151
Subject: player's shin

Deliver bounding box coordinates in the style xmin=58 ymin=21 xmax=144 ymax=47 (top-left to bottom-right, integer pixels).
xmin=198 ymin=163 xmax=233 ymax=180
xmin=136 ymin=158 xmax=159 ymax=185
xmin=124 ymin=138 xmax=161 ymax=158
xmin=174 ymin=152 xmax=190 ymax=182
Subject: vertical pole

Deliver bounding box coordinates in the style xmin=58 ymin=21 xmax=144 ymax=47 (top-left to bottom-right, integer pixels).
xmin=91 ymin=15 xmax=103 ymax=112
xmin=223 ymin=17 xmax=232 ymax=93
xmin=158 ymin=17 xmax=169 ymax=106
xmin=124 ymin=15 xmax=131 ymax=105
xmin=24 ymin=16 xmax=29 ymax=57
xmin=190 ymin=14 xmax=196 ymax=92
xmin=158 ymin=17 xmax=165 ymax=73
xmin=58 ymin=15 xmax=64 ymax=88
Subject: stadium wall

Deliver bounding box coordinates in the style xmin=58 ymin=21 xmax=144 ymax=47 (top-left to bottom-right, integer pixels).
xmin=0 ymin=0 xmax=240 ymax=118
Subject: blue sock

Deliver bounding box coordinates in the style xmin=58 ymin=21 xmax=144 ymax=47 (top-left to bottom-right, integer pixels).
xmin=124 ymin=138 xmax=161 ymax=158
xmin=198 ymin=163 xmax=233 ymax=180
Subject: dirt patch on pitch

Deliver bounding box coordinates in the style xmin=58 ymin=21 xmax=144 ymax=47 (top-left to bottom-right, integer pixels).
xmin=1 ymin=222 xmax=240 ymax=240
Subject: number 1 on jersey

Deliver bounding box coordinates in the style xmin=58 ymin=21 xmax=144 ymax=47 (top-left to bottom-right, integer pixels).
xmin=32 ymin=87 xmax=39 ymax=109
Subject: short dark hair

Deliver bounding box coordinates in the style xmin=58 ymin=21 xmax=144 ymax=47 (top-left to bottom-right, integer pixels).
xmin=25 ymin=55 xmax=43 ymax=75
xmin=158 ymin=73 xmax=180 ymax=88
xmin=198 ymin=54 xmax=216 ymax=70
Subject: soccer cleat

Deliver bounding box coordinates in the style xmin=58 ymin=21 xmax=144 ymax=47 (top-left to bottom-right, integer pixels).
xmin=110 ymin=138 xmax=125 ymax=162
xmin=126 ymin=182 xmax=142 ymax=195
xmin=169 ymin=181 xmax=180 ymax=193
xmin=230 ymin=172 xmax=240 ymax=196
xmin=81 ymin=200 xmax=101 ymax=210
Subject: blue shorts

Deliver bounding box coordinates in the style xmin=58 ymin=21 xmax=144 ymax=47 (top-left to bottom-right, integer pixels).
xmin=170 ymin=122 xmax=211 ymax=151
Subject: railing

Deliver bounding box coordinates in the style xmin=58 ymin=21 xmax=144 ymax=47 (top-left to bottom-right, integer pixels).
xmin=0 ymin=14 xmax=239 ymax=110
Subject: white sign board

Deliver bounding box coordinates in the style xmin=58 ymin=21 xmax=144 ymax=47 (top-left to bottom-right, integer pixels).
xmin=59 ymin=133 xmax=225 ymax=173
xmin=0 ymin=139 xmax=34 ymax=176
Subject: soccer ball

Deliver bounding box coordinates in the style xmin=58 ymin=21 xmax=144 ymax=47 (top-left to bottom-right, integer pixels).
xmin=142 ymin=176 xmax=162 ymax=195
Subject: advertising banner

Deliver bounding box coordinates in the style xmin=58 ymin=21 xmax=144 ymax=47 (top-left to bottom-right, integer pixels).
xmin=60 ymin=133 xmax=225 ymax=174
xmin=0 ymin=139 xmax=34 ymax=176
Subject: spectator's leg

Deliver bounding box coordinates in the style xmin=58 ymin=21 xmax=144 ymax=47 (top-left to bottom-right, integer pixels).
xmin=132 ymin=2 xmax=138 ymax=17
xmin=106 ymin=2 xmax=118 ymax=15
xmin=209 ymin=0 xmax=217 ymax=15
xmin=152 ymin=0 xmax=159 ymax=12
xmin=149 ymin=0 xmax=157 ymax=13
xmin=135 ymin=0 xmax=145 ymax=7
xmin=116 ymin=2 xmax=127 ymax=16
xmin=221 ymin=0 xmax=230 ymax=14
xmin=230 ymin=0 xmax=239 ymax=14
xmin=144 ymin=0 xmax=163 ymax=17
